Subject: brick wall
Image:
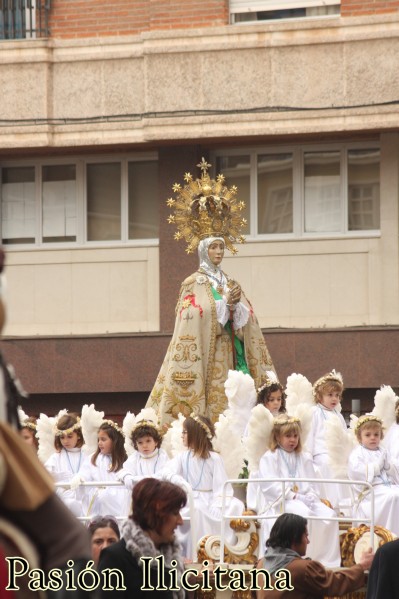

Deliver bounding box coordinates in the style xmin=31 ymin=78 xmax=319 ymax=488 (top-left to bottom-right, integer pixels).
xmin=341 ymin=0 xmax=399 ymax=16
xmin=48 ymin=0 xmax=228 ymax=39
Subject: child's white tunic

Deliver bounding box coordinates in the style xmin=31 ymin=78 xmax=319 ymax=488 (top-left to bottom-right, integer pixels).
xmin=118 ymin=448 xmax=169 ymax=490
xmin=348 ymin=444 xmax=399 ymax=536
xmin=248 ymin=448 xmax=340 ymax=568
xmin=45 ymin=448 xmax=89 ymax=517
xmin=307 ymin=404 xmax=351 ymax=509
xmin=162 ymin=449 xmax=244 ymax=559
xmin=80 ymin=453 xmax=131 ymax=519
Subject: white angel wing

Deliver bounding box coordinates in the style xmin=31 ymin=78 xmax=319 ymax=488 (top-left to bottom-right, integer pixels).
xmin=123 ymin=411 xmax=137 ymax=456
xmin=18 ymin=406 xmax=29 ymax=425
xmin=36 ymin=413 xmax=56 ymax=463
xmin=285 ymin=373 xmax=314 ymax=447
xmin=372 ymin=385 xmax=398 ymax=432
xmin=244 ymin=404 xmax=274 ymax=473
xmin=223 ymin=370 xmax=257 ymax=437
xmin=325 ymin=416 xmax=357 ymax=478
xmin=214 ymin=412 xmax=246 ymax=480
xmin=295 ymin=404 xmax=315 ymax=451
xmin=135 ymin=407 xmax=159 ymax=425
xmin=81 ymin=403 xmax=104 ymax=456
xmin=162 ymin=413 xmax=185 ymax=458
xmin=285 ymin=372 xmax=314 ymax=414
xmin=36 ymin=408 xmax=67 ymax=464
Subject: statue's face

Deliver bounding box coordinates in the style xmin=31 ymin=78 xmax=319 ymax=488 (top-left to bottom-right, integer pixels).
xmin=207 ymin=241 xmax=224 ymax=266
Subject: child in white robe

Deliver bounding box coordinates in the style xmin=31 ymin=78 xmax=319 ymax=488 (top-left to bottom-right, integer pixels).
xmin=256 ymin=373 xmax=287 ymax=417
xmin=80 ymin=420 xmax=131 ymax=519
xmin=243 ymin=372 xmax=286 ymax=440
xmin=250 ymin=414 xmax=341 ymax=568
xmin=162 ymin=413 xmax=244 ymax=559
xmin=348 ymin=414 xmax=399 ymax=536
xmin=307 ymin=370 xmax=350 ymax=511
xmin=44 ymin=412 xmax=89 ymax=517
xmin=19 ymin=415 xmax=39 ymax=452
xmin=118 ymin=420 xmax=169 ymax=490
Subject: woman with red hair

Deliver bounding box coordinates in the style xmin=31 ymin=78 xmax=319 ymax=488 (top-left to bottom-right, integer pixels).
xmin=98 ymin=477 xmax=187 ymax=598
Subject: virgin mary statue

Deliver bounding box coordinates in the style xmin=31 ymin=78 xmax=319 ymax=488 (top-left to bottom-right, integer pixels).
xmin=146 ymin=158 xmax=276 ymax=425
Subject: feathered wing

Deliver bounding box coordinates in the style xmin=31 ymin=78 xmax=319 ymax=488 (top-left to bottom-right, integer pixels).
xmin=325 ymin=416 xmax=357 ymax=479
xmin=294 ymin=404 xmax=314 ymax=451
xmin=162 ymin=413 xmax=185 ymax=458
xmin=81 ymin=403 xmax=104 ymax=456
xmin=244 ymin=404 xmax=274 ymax=473
xmin=135 ymin=407 xmax=159 ymax=425
xmin=285 ymin=372 xmax=314 ymax=413
xmin=36 ymin=408 xmax=67 ymax=463
xmin=223 ymin=369 xmax=257 ymax=437
xmin=285 ymin=373 xmax=314 ymax=447
xmin=372 ymin=385 xmax=398 ymax=432
xmin=18 ymin=406 xmax=29 ymax=425
xmin=214 ymin=412 xmax=245 ymax=480
xmin=123 ymin=411 xmax=137 ymax=456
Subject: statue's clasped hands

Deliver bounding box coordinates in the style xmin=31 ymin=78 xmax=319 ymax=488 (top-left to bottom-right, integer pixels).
xmin=226 ymin=283 xmax=241 ymax=305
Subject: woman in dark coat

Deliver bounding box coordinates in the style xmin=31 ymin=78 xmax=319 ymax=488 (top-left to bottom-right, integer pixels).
xmin=98 ymin=477 xmax=186 ymax=598
xmin=366 ymin=538 xmax=399 ymax=599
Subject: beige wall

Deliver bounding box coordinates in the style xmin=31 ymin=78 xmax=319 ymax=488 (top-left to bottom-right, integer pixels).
xmin=3 ymin=132 xmax=399 ymax=334
xmin=1 ymin=16 xmax=399 ymax=335
xmin=3 ymin=247 xmax=159 ymax=335
xmin=1 ymin=14 xmax=399 ymax=147
xmin=223 ymin=135 xmax=398 ymax=328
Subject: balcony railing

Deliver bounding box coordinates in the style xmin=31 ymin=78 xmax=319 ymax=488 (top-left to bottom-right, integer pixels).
xmin=0 ymin=0 xmax=50 ymax=40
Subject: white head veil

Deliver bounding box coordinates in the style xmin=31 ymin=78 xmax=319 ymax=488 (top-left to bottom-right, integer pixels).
xmin=198 ymin=236 xmax=225 ymax=275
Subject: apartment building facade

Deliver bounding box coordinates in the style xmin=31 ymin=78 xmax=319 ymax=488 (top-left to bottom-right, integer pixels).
xmin=1 ymin=0 xmax=399 ymax=416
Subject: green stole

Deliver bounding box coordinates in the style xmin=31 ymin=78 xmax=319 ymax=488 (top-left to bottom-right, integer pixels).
xmin=210 ymin=286 xmax=250 ymax=375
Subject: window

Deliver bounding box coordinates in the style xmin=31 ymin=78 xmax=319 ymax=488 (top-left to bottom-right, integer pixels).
xmin=304 ymin=151 xmax=340 ymax=233
xmin=87 ymin=163 xmax=121 ymax=242
xmin=214 ymin=144 xmax=380 ymax=239
xmin=128 ymin=161 xmax=159 ymax=240
xmin=230 ymin=0 xmax=340 ymax=24
xmin=258 ymin=153 xmax=293 ymax=234
xmin=0 ymin=1 xmax=49 ymax=40
xmin=0 ymin=155 xmax=159 ymax=247
xmin=1 ymin=166 xmax=35 ymax=245
xmin=348 ymin=150 xmax=380 ymax=231
xmin=42 ymin=165 xmax=77 ymax=243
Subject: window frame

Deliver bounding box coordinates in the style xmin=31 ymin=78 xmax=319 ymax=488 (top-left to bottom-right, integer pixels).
xmin=211 ymin=141 xmax=381 ymax=242
xmin=0 ymin=152 xmax=159 ymax=250
xmin=229 ymin=0 xmax=340 ymax=24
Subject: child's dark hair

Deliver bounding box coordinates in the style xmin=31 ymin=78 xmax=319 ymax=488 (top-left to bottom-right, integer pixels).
xmin=395 ymin=398 xmax=399 ymax=425
xmin=92 ymin=421 xmax=127 ymax=472
xmin=256 ymin=381 xmax=286 ymax=413
xmin=184 ymin=414 xmax=214 ymax=459
xmin=21 ymin=416 xmax=39 ymax=449
xmin=132 ymin=424 xmax=162 ymax=451
xmin=54 ymin=413 xmax=84 ymax=451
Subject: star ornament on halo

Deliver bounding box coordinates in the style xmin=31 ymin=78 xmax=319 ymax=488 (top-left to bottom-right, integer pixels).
xmin=197 ymin=157 xmax=211 ymax=173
